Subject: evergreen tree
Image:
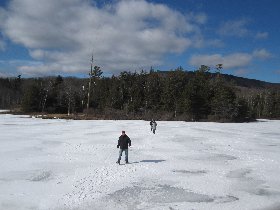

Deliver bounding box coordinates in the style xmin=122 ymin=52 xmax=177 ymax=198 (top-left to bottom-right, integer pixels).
xmin=210 ymin=84 xmax=236 ymax=121
xmin=263 ymin=89 xmax=280 ymax=118
xmin=233 ymin=98 xmax=251 ymax=122
xmin=21 ymin=82 xmax=42 ymax=112
xmin=183 ymin=66 xmax=211 ymax=120
xmin=145 ymin=72 xmax=162 ymax=112
xmin=161 ymin=69 xmax=186 ymax=117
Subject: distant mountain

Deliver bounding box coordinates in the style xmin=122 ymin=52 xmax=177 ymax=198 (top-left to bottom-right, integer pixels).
xmin=156 ymin=70 xmax=280 ymax=89
xmin=217 ymin=73 xmax=280 ymax=89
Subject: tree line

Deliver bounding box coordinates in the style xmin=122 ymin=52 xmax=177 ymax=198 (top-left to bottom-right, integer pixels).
xmin=0 ymin=66 xmax=279 ymax=122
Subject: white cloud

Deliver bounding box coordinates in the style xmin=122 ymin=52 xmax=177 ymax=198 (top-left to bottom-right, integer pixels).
xmin=255 ymin=32 xmax=268 ymax=39
xmin=187 ymin=12 xmax=207 ymax=25
xmin=205 ymin=39 xmax=224 ymax=48
xmin=29 ymin=49 xmax=46 ymax=59
xmin=234 ymin=69 xmax=250 ymax=76
xmin=189 ymin=48 xmax=273 ymax=71
xmin=189 ymin=53 xmax=252 ymax=69
xmin=0 ymin=59 xmax=43 ymax=77
xmin=218 ymin=19 xmax=250 ymax=37
xmin=253 ymin=49 xmax=271 ymax=60
xmin=0 ymin=71 xmax=12 ymax=77
xmin=275 ymin=70 xmax=280 ymax=75
xmin=0 ymin=7 xmax=7 ymax=25
xmin=218 ymin=19 xmax=270 ymax=41
xmin=0 ymin=39 xmax=5 ymax=51
xmin=0 ymin=8 xmax=7 ymax=51
xmin=0 ymin=0 xmax=203 ymax=76
xmin=194 ymin=13 xmax=207 ymax=24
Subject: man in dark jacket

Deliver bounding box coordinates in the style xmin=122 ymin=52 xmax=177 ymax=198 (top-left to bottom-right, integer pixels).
xmin=116 ymin=131 xmax=131 ymax=164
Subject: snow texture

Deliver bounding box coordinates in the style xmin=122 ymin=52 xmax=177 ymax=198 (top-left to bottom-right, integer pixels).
xmin=0 ymin=113 xmax=280 ymax=210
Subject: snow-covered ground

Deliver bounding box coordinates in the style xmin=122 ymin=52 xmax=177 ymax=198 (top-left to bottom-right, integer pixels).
xmin=0 ymin=113 xmax=280 ymax=210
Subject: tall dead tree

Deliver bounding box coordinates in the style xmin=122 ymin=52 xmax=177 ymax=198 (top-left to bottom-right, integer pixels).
xmin=86 ymin=54 xmax=94 ymax=113
xmin=86 ymin=54 xmax=103 ymax=114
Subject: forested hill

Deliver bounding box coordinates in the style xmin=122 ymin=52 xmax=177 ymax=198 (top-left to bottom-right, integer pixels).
xmin=0 ymin=68 xmax=279 ymax=122
xmin=159 ymin=71 xmax=280 ymax=89
xmin=218 ymin=73 xmax=280 ymax=89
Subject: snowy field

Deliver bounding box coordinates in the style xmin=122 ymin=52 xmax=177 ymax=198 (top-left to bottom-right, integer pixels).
xmin=0 ymin=113 xmax=280 ymax=210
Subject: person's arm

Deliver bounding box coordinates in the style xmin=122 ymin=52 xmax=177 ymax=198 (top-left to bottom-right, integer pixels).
xmin=117 ymin=137 xmax=120 ymax=148
xmin=128 ymin=137 xmax=131 ymax=147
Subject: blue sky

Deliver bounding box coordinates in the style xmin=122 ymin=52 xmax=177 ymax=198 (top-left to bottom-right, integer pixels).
xmin=0 ymin=0 xmax=279 ymax=83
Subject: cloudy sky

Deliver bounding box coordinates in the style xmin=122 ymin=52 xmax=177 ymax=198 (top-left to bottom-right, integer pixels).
xmin=0 ymin=0 xmax=279 ymax=82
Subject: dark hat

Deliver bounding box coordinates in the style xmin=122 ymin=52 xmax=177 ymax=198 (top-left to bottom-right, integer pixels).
xmin=122 ymin=130 xmax=125 ymax=133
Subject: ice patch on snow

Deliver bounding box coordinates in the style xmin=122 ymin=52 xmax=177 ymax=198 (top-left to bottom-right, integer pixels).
xmin=140 ymin=160 xmax=165 ymax=163
xmin=257 ymin=202 xmax=280 ymax=210
xmin=214 ymin=195 xmax=239 ymax=203
xmin=0 ymin=170 xmax=52 ymax=182
xmin=196 ymin=153 xmax=237 ymax=162
xmin=42 ymin=140 xmax=64 ymax=146
xmin=172 ymin=169 xmax=207 ymax=175
xmin=226 ymin=168 xmax=252 ymax=179
xmin=106 ymin=184 xmax=214 ymax=206
xmin=252 ymin=188 xmax=280 ymax=196
xmin=105 ymin=183 xmax=239 ymax=208
xmin=29 ymin=171 xmax=52 ymax=182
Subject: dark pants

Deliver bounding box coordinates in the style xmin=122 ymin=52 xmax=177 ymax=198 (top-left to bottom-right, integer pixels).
xmin=118 ymin=149 xmax=128 ymax=162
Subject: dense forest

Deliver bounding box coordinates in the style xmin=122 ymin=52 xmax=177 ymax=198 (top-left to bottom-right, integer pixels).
xmin=0 ymin=65 xmax=279 ymax=122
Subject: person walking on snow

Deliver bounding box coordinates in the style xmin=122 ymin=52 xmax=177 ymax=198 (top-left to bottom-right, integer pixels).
xmin=116 ymin=131 xmax=131 ymax=164
xmin=152 ymin=120 xmax=157 ymax=134
xmin=150 ymin=119 xmax=153 ymax=131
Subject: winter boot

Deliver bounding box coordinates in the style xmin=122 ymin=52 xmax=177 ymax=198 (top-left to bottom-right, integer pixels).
xmin=116 ymin=160 xmax=120 ymax=165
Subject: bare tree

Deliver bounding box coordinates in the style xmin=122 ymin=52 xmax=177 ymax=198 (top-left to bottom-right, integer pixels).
xmin=86 ymin=54 xmax=103 ymax=113
xmin=86 ymin=54 xmax=94 ymax=113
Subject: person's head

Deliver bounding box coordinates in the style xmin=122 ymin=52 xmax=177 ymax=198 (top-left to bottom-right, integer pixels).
xmin=122 ymin=130 xmax=125 ymax=135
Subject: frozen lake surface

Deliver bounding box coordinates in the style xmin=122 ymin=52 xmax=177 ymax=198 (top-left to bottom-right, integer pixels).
xmin=0 ymin=113 xmax=280 ymax=210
